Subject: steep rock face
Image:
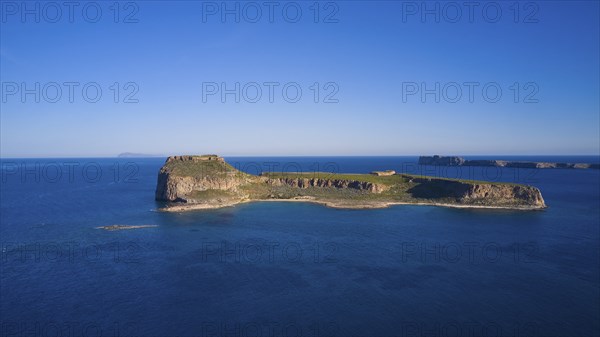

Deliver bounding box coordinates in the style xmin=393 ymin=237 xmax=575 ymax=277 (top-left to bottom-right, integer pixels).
xmin=155 ymin=173 xmax=247 ymax=201
xmin=461 ymin=184 xmax=545 ymax=207
xmin=269 ymin=177 xmax=389 ymax=193
xmin=408 ymin=178 xmax=545 ymax=208
xmin=155 ymin=156 xmax=256 ymax=201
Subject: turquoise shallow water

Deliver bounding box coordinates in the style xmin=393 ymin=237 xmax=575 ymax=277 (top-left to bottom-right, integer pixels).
xmin=1 ymin=157 xmax=599 ymax=337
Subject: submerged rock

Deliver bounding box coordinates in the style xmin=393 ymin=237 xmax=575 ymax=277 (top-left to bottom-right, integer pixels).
xmin=97 ymin=225 xmax=158 ymax=231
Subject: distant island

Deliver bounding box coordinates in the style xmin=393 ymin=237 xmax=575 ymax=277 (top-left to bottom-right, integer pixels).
xmin=118 ymin=152 xmax=163 ymax=158
xmin=155 ymin=155 xmax=546 ymax=212
xmin=419 ymin=155 xmax=599 ymax=169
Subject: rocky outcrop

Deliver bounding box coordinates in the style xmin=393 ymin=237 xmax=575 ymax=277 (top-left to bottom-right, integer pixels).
xmin=370 ymin=170 xmax=396 ymax=176
xmin=408 ymin=178 xmax=545 ymax=208
xmin=155 ymin=155 xmax=256 ymax=201
xmin=419 ymin=156 xmax=598 ymax=169
xmin=268 ymin=177 xmax=389 ymax=193
xmin=155 ymin=172 xmax=247 ymax=201
xmin=461 ymin=184 xmax=545 ymax=207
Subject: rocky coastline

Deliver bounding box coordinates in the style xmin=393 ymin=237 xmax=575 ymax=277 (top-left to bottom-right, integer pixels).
xmin=155 ymin=155 xmax=547 ymax=212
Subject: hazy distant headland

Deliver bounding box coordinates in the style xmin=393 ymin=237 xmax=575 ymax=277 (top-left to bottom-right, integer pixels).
xmin=419 ymin=155 xmax=600 ymax=169
xmin=117 ymin=152 xmax=164 ymax=158
xmin=154 ymin=155 xmax=546 ymax=212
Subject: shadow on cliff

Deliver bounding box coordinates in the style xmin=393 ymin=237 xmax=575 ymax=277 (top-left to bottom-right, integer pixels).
xmin=407 ymin=179 xmax=470 ymax=199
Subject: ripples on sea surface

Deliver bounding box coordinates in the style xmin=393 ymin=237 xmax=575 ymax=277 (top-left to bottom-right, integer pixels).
xmin=1 ymin=156 xmax=599 ymax=336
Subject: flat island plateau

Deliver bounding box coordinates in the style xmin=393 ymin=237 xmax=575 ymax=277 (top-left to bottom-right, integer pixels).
xmin=155 ymin=155 xmax=547 ymax=212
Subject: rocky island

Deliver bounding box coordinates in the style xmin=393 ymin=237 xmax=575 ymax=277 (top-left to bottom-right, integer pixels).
xmin=155 ymin=155 xmax=546 ymax=211
xmin=419 ymin=155 xmax=599 ymax=169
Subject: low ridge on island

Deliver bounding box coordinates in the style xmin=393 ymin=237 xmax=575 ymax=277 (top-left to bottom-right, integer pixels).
xmin=155 ymin=155 xmax=546 ymax=212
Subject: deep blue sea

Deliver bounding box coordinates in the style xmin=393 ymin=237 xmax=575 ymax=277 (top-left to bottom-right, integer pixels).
xmin=1 ymin=156 xmax=599 ymax=337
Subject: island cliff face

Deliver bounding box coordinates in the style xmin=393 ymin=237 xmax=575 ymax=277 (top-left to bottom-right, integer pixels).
xmin=155 ymin=155 xmax=254 ymax=201
xmin=156 ymin=155 xmax=546 ymax=211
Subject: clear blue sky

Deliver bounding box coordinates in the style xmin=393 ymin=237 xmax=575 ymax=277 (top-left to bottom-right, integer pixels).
xmin=1 ymin=1 xmax=599 ymax=157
